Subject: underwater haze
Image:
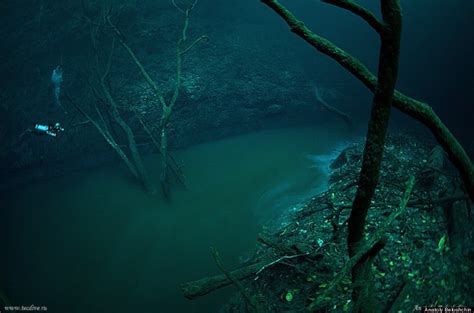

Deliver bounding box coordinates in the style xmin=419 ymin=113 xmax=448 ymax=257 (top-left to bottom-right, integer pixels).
xmin=1 ymin=0 xmax=473 ymax=312
xmin=1 ymin=127 xmax=349 ymax=312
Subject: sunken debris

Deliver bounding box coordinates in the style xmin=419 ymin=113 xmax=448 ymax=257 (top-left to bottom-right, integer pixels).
xmin=181 ymin=134 xmax=473 ymax=312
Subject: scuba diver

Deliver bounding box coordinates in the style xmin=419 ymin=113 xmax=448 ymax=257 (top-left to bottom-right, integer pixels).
xmin=33 ymin=122 xmax=64 ymax=137
xmin=18 ymin=65 xmax=66 ymax=140
xmin=19 ymin=122 xmax=65 ymax=140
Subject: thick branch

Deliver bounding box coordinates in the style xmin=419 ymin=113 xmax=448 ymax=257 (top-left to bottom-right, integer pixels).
xmin=107 ymin=2 xmax=207 ymax=198
xmin=260 ymin=0 xmax=474 ymax=202
xmin=65 ymin=93 xmax=139 ymax=178
xmin=308 ymin=175 xmax=415 ymax=311
xmin=90 ymin=17 xmax=156 ymax=194
xmin=106 ymin=15 xmax=168 ymax=108
xmin=180 ymin=262 xmax=263 ymax=299
xmin=211 ymin=247 xmax=260 ymax=313
xmin=182 ymin=247 xmax=309 ymax=300
xmin=134 ymin=109 xmax=188 ymax=188
xmin=348 ymin=0 xmax=402 ymax=255
xmin=182 ymin=177 xmax=415 ymax=304
xmin=347 ymin=2 xmax=402 ymax=309
xmin=100 ymin=81 xmax=156 ymax=194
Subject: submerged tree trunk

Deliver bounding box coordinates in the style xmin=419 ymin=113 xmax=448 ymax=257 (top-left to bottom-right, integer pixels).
xmin=260 ymin=0 xmax=474 ymax=202
xmin=347 ymin=0 xmax=402 ymax=263
xmin=108 ymin=2 xmax=207 ymax=198
xmin=103 ymin=86 xmax=156 ymax=195
xmin=261 ymin=0 xmax=401 ymax=310
xmin=346 ymin=1 xmax=402 ymax=311
xmin=73 ymin=12 xmax=157 ymax=195
xmin=160 ymin=107 xmax=172 ymax=198
xmin=66 ymin=93 xmax=139 ymax=181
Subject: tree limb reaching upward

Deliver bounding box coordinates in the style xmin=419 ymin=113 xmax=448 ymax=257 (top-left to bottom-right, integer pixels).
xmin=345 ymin=1 xmax=402 ymax=310
xmin=322 ymin=0 xmax=385 ymax=34
xmin=70 ymin=14 xmax=156 ymax=194
xmin=261 ymin=0 xmax=474 ymax=202
xmin=106 ymin=1 xmax=208 ymax=198
xmin=309 ymin=176 xmax=415 ymax=311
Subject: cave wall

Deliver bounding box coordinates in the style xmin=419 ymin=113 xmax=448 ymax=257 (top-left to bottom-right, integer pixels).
xmin=1 ymin=1 xmax=357 ymax=190
xmin=2 ymin=0 xmax=472 ymax=190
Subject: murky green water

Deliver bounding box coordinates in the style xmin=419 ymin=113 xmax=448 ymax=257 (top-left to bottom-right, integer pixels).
xmin=1 ymin=126 xmax=350 ymax=313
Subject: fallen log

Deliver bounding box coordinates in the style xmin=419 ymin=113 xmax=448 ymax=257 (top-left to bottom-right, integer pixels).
xmin=308 ymin=176 xmax=415 ymax=311
xmin=180 ymin=262 xmax=263 ymax=300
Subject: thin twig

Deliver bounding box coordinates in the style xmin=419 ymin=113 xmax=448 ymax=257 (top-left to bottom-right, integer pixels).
xmin=180 ymin=35 xmax=209 ymax=55
xmin=322 ymin=0 xmax=385 ymax=34
xmin=308 ymin=176 xmax=415 ymax=311
xmin=172 ymin=0 xmax=186 ymax=14
xmin=314 ymin=85 xmax=353 ymax=129
xmin=255 ymin=253 xmax=309 ymax=276
xmin=211 ymin=247 xmax=260 ymax=313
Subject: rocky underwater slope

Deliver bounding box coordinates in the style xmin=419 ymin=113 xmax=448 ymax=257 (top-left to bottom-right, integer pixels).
xmin=181 ymin=133 xmax=474 ymax=312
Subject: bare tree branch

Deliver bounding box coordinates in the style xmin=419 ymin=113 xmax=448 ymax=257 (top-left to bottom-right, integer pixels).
xmin=260 ymin=0 xmax=474 ymax=201
xmin=314 ymin=86 xmax=353 ymax=129
xmin=322 ymin=0 xmax=385 ymax=34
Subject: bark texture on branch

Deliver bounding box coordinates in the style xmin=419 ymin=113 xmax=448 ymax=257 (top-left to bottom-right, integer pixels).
xmin=338 ymin=1 xmax=402 ymax=310
xmin=260 ymin=0 xmax=474 ymax=202
xmin=180 ymin=262 xmax=263 ymax=300
xmin=107 ymin=2 xmax=207 ymax=198
xmin=309 ymin=175 xmax=415 ymax=311
xmin=347 ymin=0 xmax=402 ymax=261
xmin=322 ymin=0 xmax=385 ymax=34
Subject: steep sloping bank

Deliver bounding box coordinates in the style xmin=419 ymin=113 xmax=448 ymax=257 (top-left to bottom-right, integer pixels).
xmin=0 ymin=127 xmax=351 ymax=313
xmin=253 ymin=140 xmax=353 ymax=230
xmin=0 ymin=12 xmax=332 ymax=190
xmin=0 ymin=108 xmax=325 ymax=191
xmin=181 ymin=134 xmax=474 ymax=312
